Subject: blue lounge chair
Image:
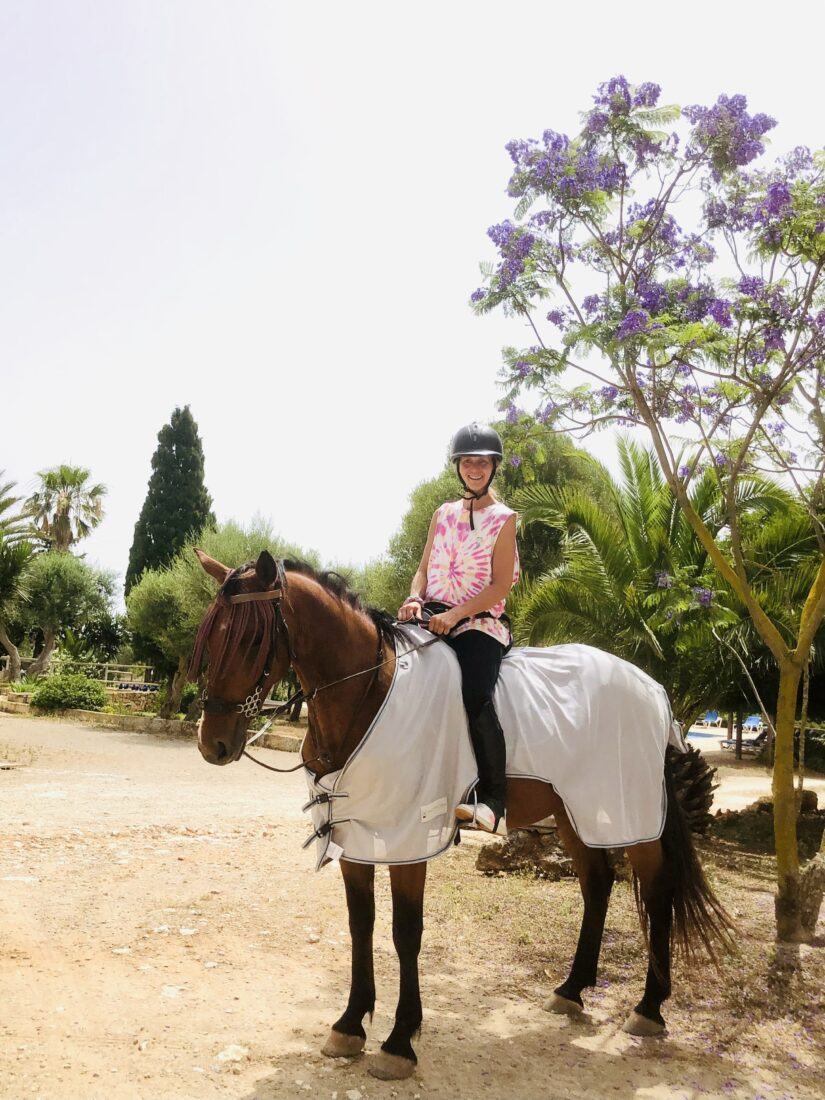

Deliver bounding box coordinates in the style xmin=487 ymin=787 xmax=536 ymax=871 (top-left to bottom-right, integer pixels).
xmin=743 ymin=714 xmax=762 ymax=731
xmin=701 ymin=710 xmax=721 ymax=727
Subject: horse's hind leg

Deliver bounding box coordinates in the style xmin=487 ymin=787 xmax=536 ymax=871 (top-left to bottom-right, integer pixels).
xmin=322 ymin=860 xmax=375 ymax=1058
xmin=546 ymin=812 xmax=615 ymax=1016
xmin=624 ymin=840 xmax=672 ymax=1036
xmin=369 ymin=861 xmax=426 ymax=1081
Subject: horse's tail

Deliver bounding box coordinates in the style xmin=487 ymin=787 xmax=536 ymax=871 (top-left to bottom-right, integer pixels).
xmin=637 ymin=745 xmax=736 ymax=964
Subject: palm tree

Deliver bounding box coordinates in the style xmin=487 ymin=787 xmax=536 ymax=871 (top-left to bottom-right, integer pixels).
xmin=26 ymin=465 xmax=107 ymax=552
xmin=0 ymin=473 xmax=39 ymax=681
xmin=513 ymin=437 xmax=793 ymax=726
xmin=0 ymin=540 xmax=35 ymax=682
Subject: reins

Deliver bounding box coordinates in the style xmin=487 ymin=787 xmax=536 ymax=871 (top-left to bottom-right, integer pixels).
xmin=196 ymin=565 xmax=443 ymax=775
xmin=242 ymin=626 xmax=442 ymax=773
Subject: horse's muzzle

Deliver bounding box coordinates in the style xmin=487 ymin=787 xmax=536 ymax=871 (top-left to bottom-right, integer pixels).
xmin=198 ymin=715 xmax=248 ymax=765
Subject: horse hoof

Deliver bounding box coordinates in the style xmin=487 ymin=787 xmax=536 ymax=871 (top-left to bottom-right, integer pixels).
xmin=368 ymin=1051 xmax=417 ymax=1080
xmin=621 ymin=1011 xmax=666 ymax=1037
xmin=321 ymin=1030 xmax=365 ymax=1058
xmin=544 ymin=993 xmax=583 ymax=1016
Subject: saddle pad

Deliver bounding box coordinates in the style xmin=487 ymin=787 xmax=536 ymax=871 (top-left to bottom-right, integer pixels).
xmin=303 ymin=628 xmax=684 ymax=867
xmin=303 ymin=628 xmax=477 ymax=869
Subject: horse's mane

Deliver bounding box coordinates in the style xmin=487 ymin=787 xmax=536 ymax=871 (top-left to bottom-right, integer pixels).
xmin=279 ymin=558 xmax=406 ymax=646
xmin=190 ymin=558 xmax=405 ymax=682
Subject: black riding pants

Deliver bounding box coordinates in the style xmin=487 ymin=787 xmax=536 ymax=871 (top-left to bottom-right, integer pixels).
xmin=445 ymin=629 xmax=505 ymax=717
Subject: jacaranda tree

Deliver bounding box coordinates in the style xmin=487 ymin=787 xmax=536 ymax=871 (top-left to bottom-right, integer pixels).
xmin=472 ymin=77 xmax=825 ymax=941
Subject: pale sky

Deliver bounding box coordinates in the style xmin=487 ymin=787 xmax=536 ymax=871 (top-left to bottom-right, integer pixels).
xmin=2 ymin=1 xmax=823 ymax=595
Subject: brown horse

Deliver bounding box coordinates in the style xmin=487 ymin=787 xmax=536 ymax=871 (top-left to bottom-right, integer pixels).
xmin=192 ymin=549 xmax=732 ymax=1081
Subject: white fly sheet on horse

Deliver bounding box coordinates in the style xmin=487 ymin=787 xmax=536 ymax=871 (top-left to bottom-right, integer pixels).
xmin=303 ymin=626 xmax=686 ymax=869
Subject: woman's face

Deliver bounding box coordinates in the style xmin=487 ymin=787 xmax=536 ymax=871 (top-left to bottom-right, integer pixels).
xmin=458 ymin=454 xmax=495 ymax=490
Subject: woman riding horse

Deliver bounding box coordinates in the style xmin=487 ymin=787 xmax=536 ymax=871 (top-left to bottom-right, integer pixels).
xmin=191 ymin=548 xmax=733 ymax=1081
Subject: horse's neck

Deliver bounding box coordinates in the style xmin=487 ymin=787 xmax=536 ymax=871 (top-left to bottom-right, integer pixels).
xmin=286 ymin=576 xmax=392 ymax=774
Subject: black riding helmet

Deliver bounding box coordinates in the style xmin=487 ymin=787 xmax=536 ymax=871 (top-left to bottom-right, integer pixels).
xmin=450 ymin=422 xmax=503 ymax=529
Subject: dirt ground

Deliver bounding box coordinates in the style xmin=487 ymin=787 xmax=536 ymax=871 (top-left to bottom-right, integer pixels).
xmin=1 ymin=713 xmax=824 ymax=1100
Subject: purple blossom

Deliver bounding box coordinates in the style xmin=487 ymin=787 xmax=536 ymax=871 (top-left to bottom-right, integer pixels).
xmin=632 ymin=82 xmax=661 ymax=109
xmin=539 ymin=402 xmax=556 ymax=423
xmin=714 ymin=453 xmax=728 ymax=467
xmin=684 ymin=93 xmax=776 ymax=177
xmin=616 ymin=310 xmax=650 ymax=341
xmin=782 ymin=146 xmax=813 ymax=176
xmin=764 ymin=327 xmax=786 ymax=352
xmin=692 ymin=586 xmax=714 ymax=607
xmin=655 ymin=570 xmax=673 ymax=589
xmin=593 ymin=75 xmax=632 ymax=113
xmin=582 ymin=294 xmax=602 ymax=316
xmin=708 ymin=298 xmax=733 ymax=327
xmin=600 ymin=385 xmax=619 ymax=400
xmin=516 ymin=360 xmax=531 ymax=378
xmin=738 ymin=275 xmax=765 ymax=298
xmin=506 ymin=403 xmax=519 ymax=425
xmin=470 ymin=288 xmax=487 ymax=303
xmin=510 ymin=455 xmax=522 ymax=467
xmin=764 ymin=180 xmax=792 ymax=217
xmin=678 ymin=465 xmax=690 ymax=478
xmin=546 ymin=309 xmax=566 ymax=328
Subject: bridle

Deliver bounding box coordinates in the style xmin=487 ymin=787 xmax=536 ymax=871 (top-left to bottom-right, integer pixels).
xmin=196 ymin=562 xmax=440 ymax=775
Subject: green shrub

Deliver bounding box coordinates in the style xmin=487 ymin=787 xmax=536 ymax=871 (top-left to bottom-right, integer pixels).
xmin=30 ymin=674 xmax=107 ymax=713
xmin=179 ymin=682 xmax=199 ymax=713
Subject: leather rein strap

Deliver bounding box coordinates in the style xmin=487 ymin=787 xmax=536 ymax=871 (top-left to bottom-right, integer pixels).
xmin=198 ymin=566 xmax=439 ymax=775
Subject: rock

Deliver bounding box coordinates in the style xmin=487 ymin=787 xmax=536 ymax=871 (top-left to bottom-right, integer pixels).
xmin=216 ymin=1044 xmax=249 ymax=1063
xmin=476 ymin=829 xmax=574 ymax=879
xmin=799 ymin=788 xmax=819 ymax=814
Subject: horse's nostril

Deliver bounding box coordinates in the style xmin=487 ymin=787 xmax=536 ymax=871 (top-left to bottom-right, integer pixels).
xmin=214 ymin=741 xmax=229 ymax=762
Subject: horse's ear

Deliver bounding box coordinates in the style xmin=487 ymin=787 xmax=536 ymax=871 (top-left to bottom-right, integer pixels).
xmin=255 ymin=549 xmax=278 ymax=588
xmin=195 ymin=548 xmax=231 ymax=585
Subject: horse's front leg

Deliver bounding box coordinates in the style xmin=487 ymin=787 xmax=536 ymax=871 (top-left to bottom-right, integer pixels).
xmin=369 ymin=861 xmax=426 ymax=1081
xmin=322 ymin=860 xmax=375 ymax=1058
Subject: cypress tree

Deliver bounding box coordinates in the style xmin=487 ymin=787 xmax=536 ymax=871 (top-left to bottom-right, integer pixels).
xmin=125 ymin=406 xmax=215 ymax=595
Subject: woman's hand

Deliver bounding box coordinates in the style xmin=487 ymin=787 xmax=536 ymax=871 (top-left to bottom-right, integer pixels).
xmin=426 ymin=609 xmax=462 ymax=636
xmin=397 ymin=598 xmax=423 ymax=622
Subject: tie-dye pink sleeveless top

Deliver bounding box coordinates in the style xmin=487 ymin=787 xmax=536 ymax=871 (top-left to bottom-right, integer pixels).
xmin=425 ymin=499 xmax=519 ymax=647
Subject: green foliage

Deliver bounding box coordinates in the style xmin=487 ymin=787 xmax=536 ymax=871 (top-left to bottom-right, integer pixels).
xmin=26 ymin=465 xmax=106 ymax=552
xmin=126 ymin=518 xmax=319 ymax=669
xmin=514 ymin=436 xmax=795 ymax=724
xmin=0 ymin=471 xmax=38 ymax=545
xmin=125 ymin=406 xmax=215 ymax=596
xmin=30 ymin=673 xmax=107 ymax=712
xmin=17 ymin=553 xmax=114 ymax=635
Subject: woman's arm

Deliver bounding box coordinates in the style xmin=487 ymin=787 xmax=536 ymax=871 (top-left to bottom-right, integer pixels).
xmin=427 ymin=514 xmax=517 ymax=635
xmin=396 ymin=511 xmax=439 ymax=621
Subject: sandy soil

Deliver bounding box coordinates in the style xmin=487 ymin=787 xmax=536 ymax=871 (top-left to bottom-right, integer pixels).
xmin=0 ymin=712 xmax=823 ymax=1100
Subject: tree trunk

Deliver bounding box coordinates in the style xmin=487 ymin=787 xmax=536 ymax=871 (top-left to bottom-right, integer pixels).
xmin=773 ymin=660 xmax=806 ymax=942
xmin=0 ymin=622 xmax=21 ymax=682
xmin=799 ymin=830 xmax=825 ymax=937
xmin=26 ymin=629 xmax=57 ymax=678
xmin=796 ymin=659 xmax=809 ymax=806
xmin=735 ymin=710 xmax=743 ymax=759
xmin=159 ymin=656 xmax=189 ymax=719
xmin=185 ymin=675 xmax=204 ymax=722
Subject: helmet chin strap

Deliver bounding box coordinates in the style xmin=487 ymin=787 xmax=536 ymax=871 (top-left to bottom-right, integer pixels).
xmin=457 ymin=460 xmax=497 ymax=530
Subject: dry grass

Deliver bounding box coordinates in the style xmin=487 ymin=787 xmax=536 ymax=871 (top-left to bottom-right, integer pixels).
xmin=422 ymin=834 xmax=825 ymax=1085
